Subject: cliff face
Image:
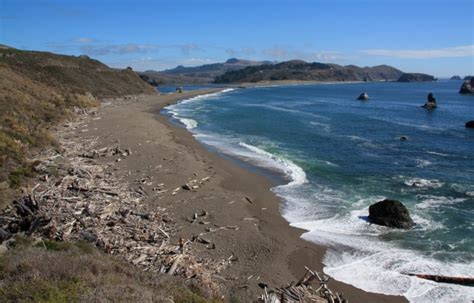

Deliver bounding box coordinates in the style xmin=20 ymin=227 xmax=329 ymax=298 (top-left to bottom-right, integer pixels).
xmin=0 ymin=47 xmax=154 ymax=197
xmin=397 ymin=73 xmax=436 ymax=82
xmin=213 ymin=60 xmax=404 ymax=83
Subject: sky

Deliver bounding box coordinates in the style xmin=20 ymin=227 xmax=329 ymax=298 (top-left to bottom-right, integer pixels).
xmin=1 ymin=0 xmax=473 ymax=77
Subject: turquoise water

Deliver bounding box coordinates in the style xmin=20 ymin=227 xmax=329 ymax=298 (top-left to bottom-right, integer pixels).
xmin=164 ymin=81 xmax=474 ymax=302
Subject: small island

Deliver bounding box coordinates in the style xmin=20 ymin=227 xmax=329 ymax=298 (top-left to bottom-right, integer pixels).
xmin=459 ymin=78 xmax=474 ymax=94
xmin=397 ymin=73 xmax=436 ymax=82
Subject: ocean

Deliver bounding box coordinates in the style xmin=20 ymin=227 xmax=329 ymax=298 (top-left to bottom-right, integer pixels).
xmin=163 ymin=81 xmax=474 ymax=302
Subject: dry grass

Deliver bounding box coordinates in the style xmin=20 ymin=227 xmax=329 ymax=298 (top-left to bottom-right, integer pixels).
xmin=0 ymin=47 xmax=154 ymax=206
xmin=0 ymin=237 xmax=223 ymax=302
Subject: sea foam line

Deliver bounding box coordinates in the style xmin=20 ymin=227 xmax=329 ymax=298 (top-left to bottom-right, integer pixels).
xmin=164 ymin=88 xmax=235 ymax=130
xmin=238 ymin=142 xmax=307 ymax=187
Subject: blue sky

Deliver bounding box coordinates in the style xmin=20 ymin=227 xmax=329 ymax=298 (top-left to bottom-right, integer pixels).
xmin=1 ymin=0 xmax=473 ymax=76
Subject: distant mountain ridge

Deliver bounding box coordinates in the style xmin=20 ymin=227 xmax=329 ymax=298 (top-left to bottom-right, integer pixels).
xmin=213 ymin=60 xmax=404 ymax=83
xmin=138 ymin=58 xmax=273 ymax=84
xmin=397 ymin=73 xmax=436 ymax=82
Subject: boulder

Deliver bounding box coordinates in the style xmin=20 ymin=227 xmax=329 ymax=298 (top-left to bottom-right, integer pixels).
xmin=368 ymin=199 xmax=414 ymax=229
xmin=422 ymin=92 xmax=437 ymax=109
xmin=357 ymin=92 xmax=369 ymax=100
xmin=459 ymin=78 xmax=474 ymax=94
xmin=465 ymin=120 xmax=474 ymax=128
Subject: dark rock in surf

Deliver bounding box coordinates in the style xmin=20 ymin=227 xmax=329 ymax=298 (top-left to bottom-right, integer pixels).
xmin=422 ymin=92 xmax=437 ymax=109
xmin=368 ymin=199 xmax=414 ymax=229
xmin=466 ymin=120 xmax=474 ymax=128
xmin=459 ymin=78 xmax=474 ymax=94
xmin=400 ymin=136 xmax=408 ymax=141
xmin=357 ymin=92 xmax=369 ymax=100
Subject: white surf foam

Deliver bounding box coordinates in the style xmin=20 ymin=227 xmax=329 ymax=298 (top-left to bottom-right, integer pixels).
xmin=238 ymin=142 xmax=307 ymax=187
xmin=426 ymin=151 xmax=450 ymax=157
xmin=415 ymin=195 xmax=467 ymax=210
xmin=415 ymin=159 xmax=433 ymax=168
xmin=404 ymin=178 xmax=444 ymax=189
xmin=179 ymin=117 xmax=198 ymax=130
xmin=289 ymin=208 xmax=474 ymax=302
xmin=164 ymin=88 xmax=235 ymax=130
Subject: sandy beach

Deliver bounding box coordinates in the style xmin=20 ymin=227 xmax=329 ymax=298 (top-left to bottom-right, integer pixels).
xmin=78 ymin=89 xmax=407 ymax=302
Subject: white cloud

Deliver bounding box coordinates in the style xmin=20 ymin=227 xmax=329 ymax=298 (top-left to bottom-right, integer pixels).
xmin=224 ymin=47 xmax=256 ymax=57
xmin=108 ymin=57 xmax=215 ymax=71
xmin=75 ymin=37 xmax=96 ymax=43
xmin=180 ymin=43 xmax=201 ymax=54
xmin=79 ymin=43 xmax=159 ymax=56
xmin=261 ymin=46 xmax=343 ymax=62
xmin=362 ymin=45 xmax=474 ymax=59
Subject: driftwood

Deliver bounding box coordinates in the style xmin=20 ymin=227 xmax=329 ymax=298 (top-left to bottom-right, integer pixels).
xmin=405 ymin=273 xmax=474 ymax=286
xmin=0 ymin=107 xmax=227 ymax=297
xmin=258 ymin=267 xmax=347 ymax=303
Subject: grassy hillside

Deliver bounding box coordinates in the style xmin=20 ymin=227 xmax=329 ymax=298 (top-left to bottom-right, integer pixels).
xmin=0 ymin=47 xmax=154 ymax=201
xmin=214 ymin=60 xmax=404 ymax=83
xmin=139 ymin=58 xmax=273 ymax=84
xmin=0 ymin=237 xmax=219 ymax=302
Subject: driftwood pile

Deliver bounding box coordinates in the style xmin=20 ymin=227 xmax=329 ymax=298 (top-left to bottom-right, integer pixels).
xmin=0 ymin=108 xmax=224 ymax=295
xmin=258 ymin=267 xmax=347 ymax=303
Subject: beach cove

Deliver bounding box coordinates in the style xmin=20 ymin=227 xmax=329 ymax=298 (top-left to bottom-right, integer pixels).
xmin=75 ymin=88 xmax=407 ymax=302
xmin=164 ymin=82 xmax=474 ymax=302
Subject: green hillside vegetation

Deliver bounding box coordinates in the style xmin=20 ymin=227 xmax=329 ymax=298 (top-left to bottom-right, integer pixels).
xmin=139 ymin=58 xmax=272 ymax=84
xmin=214 ymin=60 xmax=404 ymax=83
xmin=0 ymin=47 xmax=154 ymax=202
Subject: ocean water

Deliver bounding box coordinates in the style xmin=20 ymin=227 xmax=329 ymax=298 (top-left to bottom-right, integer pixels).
xmin=163 ymin=81 xmax=474 ymax=302
xmin=157 ymin=84 xmax=225 ymax=94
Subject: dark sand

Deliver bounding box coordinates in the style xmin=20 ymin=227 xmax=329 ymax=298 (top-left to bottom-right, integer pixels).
xmin=80 ymin=90 xmax=406 ymax=302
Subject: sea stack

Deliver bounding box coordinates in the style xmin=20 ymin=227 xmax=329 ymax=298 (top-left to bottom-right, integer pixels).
xmin=422 ymin=92 xmax=437 ymax=109
xmin=368 ymin=199 xmax=414 ymax=229
xmin=357 ymin=92 xmax=369 ymax=100
xmin=459 ymin=78 xmax=474 ymax=94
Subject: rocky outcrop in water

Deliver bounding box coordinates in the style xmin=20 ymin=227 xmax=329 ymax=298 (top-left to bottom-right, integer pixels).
xmin=466 ymin=120 xmax=474 ymax=128
xmin=357 ymin=92 xmax=369 ymax=100
xmin=459 ymin=78 xmax=474 ymax=94
xmin=450 ymin=75 xmax=461 ymax=80
xmin=397 ymin=73 xmax=435 ymax=82
xmin=422 ymin=92 xmax=437 ymax=109
xmin=368 ymin=199 xmax=414 ymax=229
